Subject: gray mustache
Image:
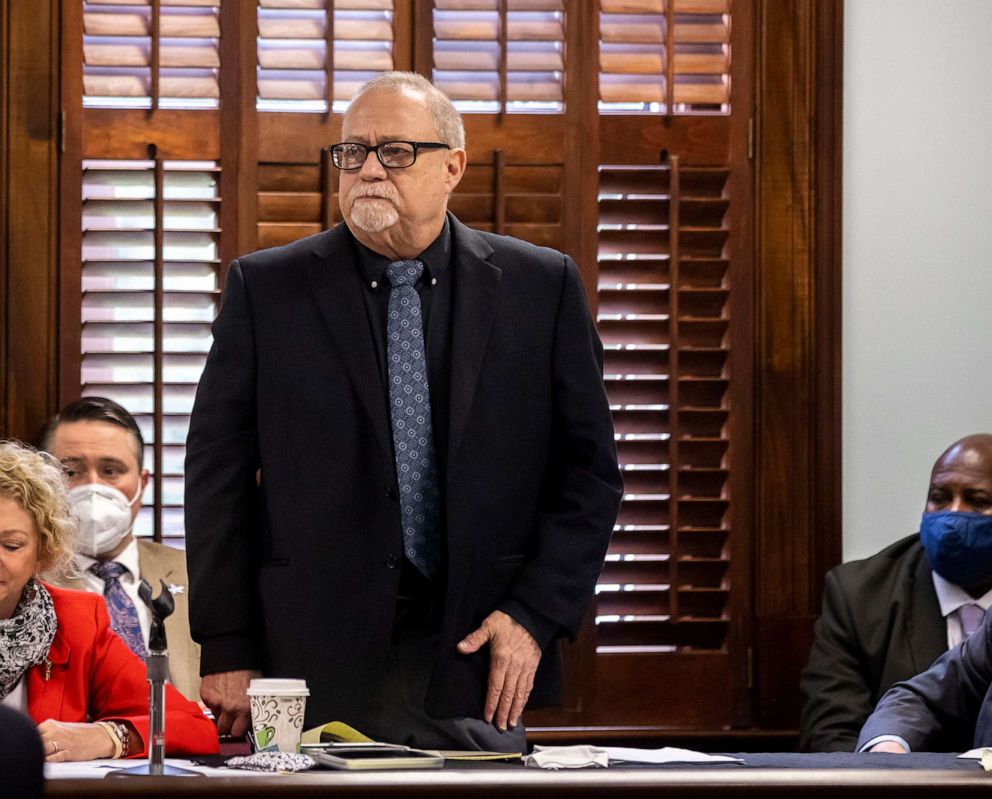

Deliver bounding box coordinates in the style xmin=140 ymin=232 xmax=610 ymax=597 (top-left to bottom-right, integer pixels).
xmin=349 ymin=186 xmax=398 ymax=202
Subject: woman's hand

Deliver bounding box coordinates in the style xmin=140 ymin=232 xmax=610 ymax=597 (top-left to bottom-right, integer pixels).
xmin=37 ymin=719 xmax=117 ymax=761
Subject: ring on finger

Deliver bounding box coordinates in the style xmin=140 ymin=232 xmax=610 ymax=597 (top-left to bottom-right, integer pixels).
xmin=50 ymin=740 xmax=59 ymax=755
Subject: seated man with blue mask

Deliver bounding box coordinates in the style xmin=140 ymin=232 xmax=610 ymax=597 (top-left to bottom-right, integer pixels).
xmin=800 ymin=434 xmax=992 ymax=751
xmin=39 ymin=397 xmax=201 ymax=703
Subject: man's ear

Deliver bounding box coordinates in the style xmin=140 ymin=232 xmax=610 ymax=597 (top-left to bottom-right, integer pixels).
xmin=444 ymin=148 xmax=467 ymax=193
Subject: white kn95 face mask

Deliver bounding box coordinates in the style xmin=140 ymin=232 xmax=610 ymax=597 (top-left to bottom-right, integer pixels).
xmin=68 ymin=482 xmax=141 ymax=557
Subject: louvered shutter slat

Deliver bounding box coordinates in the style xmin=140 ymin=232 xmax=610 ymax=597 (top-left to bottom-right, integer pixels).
xmin=84 ymin=11 xmax=150 ymax=37
xmin=81 ymin=160 xmax=220 ymax=541
xmin=84 ymin=42 xmax=150 ymax=67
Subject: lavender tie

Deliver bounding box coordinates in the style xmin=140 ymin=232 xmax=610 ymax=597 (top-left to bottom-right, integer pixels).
xmin=958 ymin=603 xmax=986 ymax=640
xmin=90 ymin=560 xmax=146 ymax=658
xmin=385 ymin=259 xmax=441 ymax=579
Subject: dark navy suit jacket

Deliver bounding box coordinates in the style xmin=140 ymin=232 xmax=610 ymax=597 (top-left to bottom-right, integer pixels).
xmin=185 ymin=214 xmax=622 ymax=726
xmin=857 ymin=607 xmax=992 ymax=752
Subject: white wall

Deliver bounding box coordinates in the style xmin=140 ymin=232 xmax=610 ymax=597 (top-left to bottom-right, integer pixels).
xmin=843 ymin=0 xmax=992 ymax=561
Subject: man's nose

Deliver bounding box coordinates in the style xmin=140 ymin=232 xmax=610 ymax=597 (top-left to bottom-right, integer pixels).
xmin=79 ymin=468 xmax=103 ymax=486
xmin=358 ymin=148 xmax=387 ymax=179
xmin=949 ymin=495 xmax=967 ymax=512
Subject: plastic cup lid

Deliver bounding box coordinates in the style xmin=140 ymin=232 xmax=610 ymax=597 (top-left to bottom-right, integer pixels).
xmin=246 ymin=678 xmax=310 ymax=697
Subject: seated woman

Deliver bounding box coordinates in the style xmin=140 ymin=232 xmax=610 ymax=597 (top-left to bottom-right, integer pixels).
xmin=0 ymin=440 xmax=218 ymax=761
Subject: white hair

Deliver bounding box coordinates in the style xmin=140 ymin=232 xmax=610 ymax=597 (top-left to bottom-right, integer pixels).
xmin=348 ymin=72 xmax=465 ymax=150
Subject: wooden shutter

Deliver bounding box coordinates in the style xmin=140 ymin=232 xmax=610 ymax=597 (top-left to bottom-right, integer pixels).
xmin=599 ymin=0 xmax=730 ymax=113
xmin=257 ymin=161 xmax=329 ymax=249
xmin=432 ymin=0 xmax=565 ymax=113
xmin=64 ymin=2 xmax=754 ymax=729
xmin=81 ymin=157 xmax=222 ymax=544
xmin=257 ymin=0 xmax=396 ymax=112
xmin=83 ymin=0 xmax=221 ymax=109
xmin=596 ymin=162 xmax=729 ymax=654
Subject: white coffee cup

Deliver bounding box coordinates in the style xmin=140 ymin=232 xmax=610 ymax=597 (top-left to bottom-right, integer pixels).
xmin=246 ymin=678 xmax=310 ymax=753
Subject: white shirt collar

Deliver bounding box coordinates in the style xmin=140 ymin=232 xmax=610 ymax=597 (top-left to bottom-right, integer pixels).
xmin=74 ymin=536 xmax=141 ymax=582
xmin=931 ymin=570 xmax=992 ymax=618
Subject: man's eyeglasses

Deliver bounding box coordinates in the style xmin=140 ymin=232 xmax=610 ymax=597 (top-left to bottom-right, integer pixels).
xmin=328 ymin=141 xmax=452 ymax=170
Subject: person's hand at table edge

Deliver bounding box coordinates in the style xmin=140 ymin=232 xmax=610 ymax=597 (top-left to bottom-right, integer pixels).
xmin=200 ymin=668 xmax=261 ymax=737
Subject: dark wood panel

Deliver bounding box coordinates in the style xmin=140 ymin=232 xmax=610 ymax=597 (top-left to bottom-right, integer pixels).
xmin=82 ymin=109 xmax=220 ymax=160
xmin=258 ymin=113 xmax=567 ymax=165
xmin=2 ymin=0 xmax=60 ymax=440
xmin=600 ymin=115 xmax=732 ymax=165
xmin=750 ymin=0 xmax=844 ymax=729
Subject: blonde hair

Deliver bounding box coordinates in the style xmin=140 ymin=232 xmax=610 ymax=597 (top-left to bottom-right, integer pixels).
xmin=348 ymin=71 xmax=466 ymax=150
xmin=0 ymin=440 xmax=76 ymax=578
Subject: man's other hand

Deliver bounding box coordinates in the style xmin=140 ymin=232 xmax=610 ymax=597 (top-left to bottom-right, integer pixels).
xmin=457 ymin=610 xmax=541 ymax=732
xmin=868 ymin=741 xmax=908 ymax=753
xmin=200 ymin=669 xmax=261 ymax=737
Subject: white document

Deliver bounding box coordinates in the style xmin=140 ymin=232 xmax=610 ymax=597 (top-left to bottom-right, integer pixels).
xmin=45 ymin=758 xmax=262 ymax=779
xmin=604 ymin=746 xmax=743 ymax=765
xmin=525 ymin=744 xmax=743 ymax=769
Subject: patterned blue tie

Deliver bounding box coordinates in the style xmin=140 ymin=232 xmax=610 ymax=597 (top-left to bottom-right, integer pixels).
xmin=385 ymin=259 xmax=441 ymax=579
xmin=90 ymin=561 xmax=146 ymax=658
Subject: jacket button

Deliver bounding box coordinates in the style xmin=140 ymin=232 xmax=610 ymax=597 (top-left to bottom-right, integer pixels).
xmin=385 ymin=484 xmax=398 ymax=500
xmin=386 ymin=554 xmax=399 ymax=569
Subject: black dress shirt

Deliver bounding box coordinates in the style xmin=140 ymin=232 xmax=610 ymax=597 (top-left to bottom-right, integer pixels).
xmin=353 ymin=221 xmax=453 ymax=601
xmin=350 ymin=220 xmax=558 ymax=647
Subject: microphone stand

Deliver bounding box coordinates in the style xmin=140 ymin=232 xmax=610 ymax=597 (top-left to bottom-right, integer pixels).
xmin=108 ymin=578 xmax=203 ymax=778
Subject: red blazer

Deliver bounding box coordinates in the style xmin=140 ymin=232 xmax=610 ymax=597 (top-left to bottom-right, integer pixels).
xmin=26 ymin=584 xmax=218 ymax=758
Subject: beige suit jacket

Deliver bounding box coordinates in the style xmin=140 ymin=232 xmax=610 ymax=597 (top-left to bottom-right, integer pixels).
xmin=58 ymin=539 xmax=202 ymax=702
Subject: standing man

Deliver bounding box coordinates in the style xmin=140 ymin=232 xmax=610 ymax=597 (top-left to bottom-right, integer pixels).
xmin=40 ymin=397 xmax=201 ymax=702
xmin=801 ymin=433 xmax=992 ymax=751
xmin=185 ymin=72 xmax=622 ymax=751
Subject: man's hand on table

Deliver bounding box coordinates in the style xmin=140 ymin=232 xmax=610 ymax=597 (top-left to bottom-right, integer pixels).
xmin=200 ymin=669 xmax=261 ymax=737
xmin=458 ymin=610 xmax=541 ymax=732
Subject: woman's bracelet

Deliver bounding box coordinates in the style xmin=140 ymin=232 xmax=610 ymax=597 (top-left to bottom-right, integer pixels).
xmin=97 ymin=720 xmax=130 ymax=759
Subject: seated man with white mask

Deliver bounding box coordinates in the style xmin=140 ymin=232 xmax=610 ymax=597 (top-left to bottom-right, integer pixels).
xmin=39 ymin=397 xmax=201 ymax=702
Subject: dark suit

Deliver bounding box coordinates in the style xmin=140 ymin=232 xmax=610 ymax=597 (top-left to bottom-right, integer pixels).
xmin=857 ymin=609 xmax=992 ymax=752
xmin=800 ymin=535 xmax=947 ymax=751
xmin=185 ymin=215 xmax=622 ymax=726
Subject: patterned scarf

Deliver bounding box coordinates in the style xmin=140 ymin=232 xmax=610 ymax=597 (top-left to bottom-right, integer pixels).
xmin=0 ymin=579 xmax=57 ymax=700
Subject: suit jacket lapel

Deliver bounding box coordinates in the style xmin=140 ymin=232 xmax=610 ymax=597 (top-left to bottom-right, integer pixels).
xmin=137 ymin=539 xmax=174 ymax=585
xmin=447 ymin=217 xmax=501 ymax=470
xmin=908 ymin=552 xmax=948 ymax=673
xmin=307 ymin=227 xmax=392 ymax=462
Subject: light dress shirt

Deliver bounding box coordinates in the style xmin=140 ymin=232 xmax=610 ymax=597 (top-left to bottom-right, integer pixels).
xmin=931 ymin=571 xmax=992 ymax=649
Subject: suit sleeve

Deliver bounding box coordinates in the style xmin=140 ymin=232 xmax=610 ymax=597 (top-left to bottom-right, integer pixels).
xmin=856 ymin=620 xmax=992 ymax=752
xmin=799 ymin=568 xmax=876 ymax=751
xmin=497 ymin=255 xmax=623 ymax=641
xmin=86 ymin=600 xmax=219 ymax=757
xmin=184 ymin=259 xmax=265 ymax=676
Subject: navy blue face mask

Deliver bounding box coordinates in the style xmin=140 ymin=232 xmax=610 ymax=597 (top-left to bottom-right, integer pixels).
xmin=920 ymin=511 xmax=992 ymax=589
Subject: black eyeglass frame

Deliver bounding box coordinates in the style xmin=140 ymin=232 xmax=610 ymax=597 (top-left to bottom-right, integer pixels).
xmin=328 ymin=140 xmax=452 ymax=170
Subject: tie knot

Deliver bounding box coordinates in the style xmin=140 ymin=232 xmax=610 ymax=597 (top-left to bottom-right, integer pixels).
xmin=90 ymin=560 xmax=127 ymax=581
xmin=386 ymin=259 xmax=424 ymax=288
